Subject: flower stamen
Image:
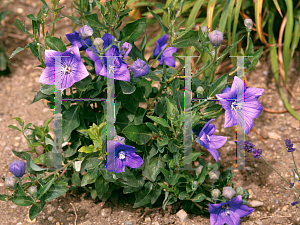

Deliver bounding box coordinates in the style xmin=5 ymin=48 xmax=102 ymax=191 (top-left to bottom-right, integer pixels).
xmin=118 ymin=150 xmax=126 ymax=160
xmin=62 ymin=65 xmax=72 ymax=75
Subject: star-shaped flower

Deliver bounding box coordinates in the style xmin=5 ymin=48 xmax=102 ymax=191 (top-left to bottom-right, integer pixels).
xmin=39 ymin=46 xmax=89 ymax=90
xmin=209 ymin=195 xmax=255 ymax=225
xmin=153 ymin=34 xmax=177 ymax=67
xmin=216 ymin=76 xmax=264 ymax=135
xmin=198 ymin=119 xmax=227 ymax=162
xmin=130 ymin=58 xmax=149 ymax=78
xmin=106 ymin=139 xmax=143 ymax=173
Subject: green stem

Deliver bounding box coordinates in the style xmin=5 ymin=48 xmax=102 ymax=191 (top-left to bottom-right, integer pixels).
xmin=90 ymin=3 xmax=93 ymax=14
xmin=209 ymin=48 xmax=219 ymax=84
xmin=261 ymin=156 xmax=300 ymax=196
xmin=42 ymin=161 xmax=74 ymax=181
xmin=245 ymin=32 xmax=250 ymax=54
xmin=291 ymin=152 xmax=300 ymax=178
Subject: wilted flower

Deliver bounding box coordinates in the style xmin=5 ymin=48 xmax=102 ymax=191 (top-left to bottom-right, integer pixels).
xmin=216 ymin=76 xmax=264 ymax=135
xmin=244 ymin=18 xmax=253 ymax=31
xmin=5 ymin=175 xmax=18 ymax=189
xmin=223 ymin=186 xmax=236 ymax=200
xmin=285 ymin=139 xmax=295 ymax=152
xmin=236 ymin=186 xmax=244 ymax=196
xmin=209 ymin=170 xmax=220 ymax=183
xmin=196 ymin=86 xmax=204 ymax=94
xmin=195 ymin=165 xmax=203 ymax=177
xmin=28 ymin=186 xmax=37 ymax=197
xmin=130 ymin=58 xmax=149 ymax=78
xmin=93 ymin=38 xmax=104 ymax=51
xmin=113 ymin=135 xmax=125 ymax=145
xmin=208 ymin=30 xmax=223 ymax=48
xmin=78 ymin=25 xmax=94 ymax=40
xmin=199 ymin=119 xmax=227 ymax=162
xmin=106 ymin=140 xmax=143 ymax=173
xmin=66 ymin=28 xmax=93 ymax=51
xmin=192 ymin=181 xmax=199 ymax=191
xmin=153 ymin=34 xmax=177 ymax=67
xmin=9 ymin=160 xmax=26 ymax=177
xmin=39 ymin=46 xmax=89 ymax=90
xmin=211 ymin=189 xmax=221 ymax=199
xmin=209 ymin=195 xmax=255 ymax=225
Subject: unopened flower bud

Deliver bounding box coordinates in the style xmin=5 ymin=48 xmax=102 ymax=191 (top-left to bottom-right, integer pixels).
xmin=222 ymin=186 xmax=236 ymax=199
xmin=236 ymin=186 xmax=244 ymax=196
xmin=208 ymin=30 xmax=223 ymax=48
xmin=208 ymin=170 xmax=220 ymax=183
xmin=5 ymin=175 xmax=18 ymax=189
xmin=196 ymin=86 xmax=204 ymax=94
xmin=192 ymin=181 xmax=198 ymax=191
xmin=94 ymin=38 xmax=104 ymax=51
xmin=89 ymin=0 xmax=93 ymax=3
xmin=211 ymin=189 xmax=221 ymax=199
xmin=201 ymin=26 xmax=208 ymax=36
xmin=195 ymin=165 xmax=203 ymax=177
xmin=28 ymin=186 xmax=37 ymax=197
xmin=78 ymin=25 xmax=94 ymax=40
xmin=207 ymin=162 xmax=212 ymax=168
xmin=9 ymin=160 xmax=26 ymax=178
xmin=244 ymin=18 xmax=253 ymax=31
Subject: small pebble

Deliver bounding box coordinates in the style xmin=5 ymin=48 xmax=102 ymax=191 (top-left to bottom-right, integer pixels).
xmin=125 ymin=222 xmax=133 ymax=225
xmin=254 ymin=220 xmax=263 ymax=225
xmin=176 ymin=209 xmax=188 ymax=222
xmin=48 ymin=216 xmax=54 ymax=222
xmin=249 ymin=200 xmax=263 ymax=208
xmin=281 ymin=205 xmax=288 ymax=212
xmin=101 ymin=208 xmax=112 ymax=218
xmin=260 ymin=128 xmax=268 ymax=139
xmin=268 ymin=132 xmax=280 ymax=140
xmin=145 ymin=216 xmax=151 ymax=224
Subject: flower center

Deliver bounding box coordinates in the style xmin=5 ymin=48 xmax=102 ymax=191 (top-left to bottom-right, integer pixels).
xmin=221 ymin=204 xmax=231 ymax=216
xmin=108 ymin=65 xmax=115 ymax=74
xmin=62 ymin=65 xmax=71 ymax=75
xmin=206 ymin=135 xmax=210 ymax=142
xmin=231 ymin=100 xmax=242 ymax=112
xmin=118 ymin=150 xmax=126 ymax=160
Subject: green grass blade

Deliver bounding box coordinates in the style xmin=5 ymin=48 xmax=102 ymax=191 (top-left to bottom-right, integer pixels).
xmin=290 ymin=17 xmax=300 ymax=60
xmin=185 ymin=0 xmax=205 ymax=29
xmin=218 ymin=0 xmax=232 ymax=34
xmin=230 ymin=0 xmax=242 ymax=67
xmin=272 ymin=0 xmax=283 ymax=17
xmin=227 ymin=0 xmax=236 ymax=65
xmin=283 ymin=0 xmax=293 ymax=85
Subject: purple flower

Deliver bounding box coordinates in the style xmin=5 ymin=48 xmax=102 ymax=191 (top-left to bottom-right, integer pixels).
xmin=86 ymin=45 xmax=130 ymax=82
xmin=208 ymin=30 xmax=223 ymax=47
xmin=199 ymin=119 xmax=227 ymax=162
xmin=130 ymin=58 xmax=149 ymax=78
xmin=289 ymin=182 xmax=294 ymax=188
xmin=252 ymin=149 xmax=262 ymax=158
xmin=285 ymin=139 xmax=295 ymax=152
xmin=216 ymin=76 xmax=264 ymax=135
xmin=106 ymin=140 xmax=143 ymax=173
xmin=209 ymin=195 xmax=255 ymax=225
xmin=9 ymin=160 xmax=26 ymax=177
xmin=291 ymin=201 xmax=298 ymax=206
xmin=153 ymin=34 xmax=177 ymax=67
xmin=39 ymin=46 xmax=89 ymax=90
xmin=102 ymin=33 xmax=132 ymax=58
xmin=66 ymin=28 xmax=93 ymax=51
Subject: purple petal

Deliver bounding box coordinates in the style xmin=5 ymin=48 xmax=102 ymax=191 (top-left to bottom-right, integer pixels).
xmin=61 ymin=73 xmax=75 ymax=90
xmin=209 ymin=135 xmax=227 ymax=149
xmin=44 ymin=50 xmax=59 ymax=66
xmin=39 ymin=67 xmax=55 ymax=85
xmin=72 ymin=61 xmax=89 ymax=82
xmin=121 ymin=42 xmax=132 ymax=57
xmin=66 ymin=31 xmax=82 ymax=49
xmin=114 ymin=157 xmax=125 ymax=173
xmin=79 ymin=38 xmax=92 ymax=51
xmin=114 ymin=63 xmax=130 ymax=82
xmin=159 ymin=44 xmax=177 ymax=67
xmin=230 ymin=204 xmax=255 ymax=218
xmin=244 ymin=87 xmax=264 ymax=101
xmin=224 ymin=109 xmax=237 ymax=128
xmin=86 ymin=46 xmax=101 ymax=62
xmin=102 ymin=33 xmax=114 ymax=49
xmin=207 ymin=148 xmax=220 ymax=162
xmin=216 ymin=92 xmax=236 ymax=111
xmin=125 ymin=152 xmax=143 ymax=169
xmin=156 ymin=34 xmax=168 ymax=46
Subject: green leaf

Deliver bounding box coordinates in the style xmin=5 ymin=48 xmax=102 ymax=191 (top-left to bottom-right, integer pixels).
xmin=145 ymin=122 xmax=159 ymax=134
xmin=37 ymin=178 xmax=55 ymax=199
xmin=146 ymin=116 xmax=170 ymax=128
xmin=61 ymin=14 xmax=82 ymax=25
xmin=10 ymin=196 xmax=34 ymax=206
xmin=13 ymin=19 xmax=33 ymax=36
xmin=78 ymin=145 xmax=94 ymax=153
xmin=41 ymin=181 xmax=68 ymax=201
xmin=168 ymin=139 xmax=179 ymax=153
xmin=115 ymin=168 xmax=139 ymax=188
xmin=123 ymin=124 xmax=152 ymax=145
xmin=8 ymin=125 xmax=21 ymax=132
xmin=143 ymin=154 xmax=164 ymax=182
xmin=120 ymin=18 xmax=146 ymax=42
xmin=173 ymin=30 xmax=199 ymax=47
xmin=119 ymin=80 xmax=136 ymax=94
xmin=81 ymin=169 xmax=99 ymax=186
xmin=71 ymin=172 xmax=81 ymax=186
xmin=208 ymin=74 xmax=228 ymax=98
xmin=0 ymin=194 xmax=8 ymax=201
xmin=45 ymin=36 xmax=66 ymax=52
xmin=132 ymin=78 xmax=152 ymax=102
xmin=29 ymin=201 xmax=46 ymax=220
xmin=33 ymin=151 xmax=56 ymax=167
xmin=62 ymin=105 xmax=81 ymax=142
xmin=85 ymin=13 xmax=106 ymax=29
xmin=147 ymin=7 xmax=168 ymax=33
xmin=191 ymin=193 xmax=206 ymax=202
xmin=40 ymin=84 xmax=54 ymax=95
xmin=39 ymin=0 xmax=49 ymax=9
xmin=75 ymin=75 xmax=92 ymax=91
xmin=9 ymin=45 xmax=29 ymax=59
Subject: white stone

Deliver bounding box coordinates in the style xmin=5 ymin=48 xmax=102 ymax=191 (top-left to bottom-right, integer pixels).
xmin=268 ymin=132 xmax=280 ymax=140
xmin=176 ymin=209 xmax=188 ymax=222
xmin=249 ymin=200 xmax=263 ymax=207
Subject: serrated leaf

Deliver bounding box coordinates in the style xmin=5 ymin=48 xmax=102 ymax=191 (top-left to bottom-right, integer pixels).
xmin=146 ymin=116 xmax=170 ymax=128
